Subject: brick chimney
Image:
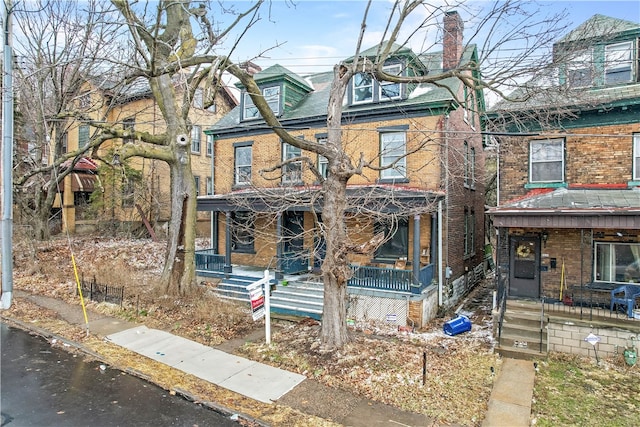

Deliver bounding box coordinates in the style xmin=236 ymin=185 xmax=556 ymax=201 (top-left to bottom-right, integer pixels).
xmin=443 ymin=11 xmax=464 ymax=71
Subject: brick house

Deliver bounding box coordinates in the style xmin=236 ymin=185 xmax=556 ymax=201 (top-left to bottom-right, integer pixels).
xmin=487 ymin=15 xmax=640 ymax=357
xmin=54 ymin=77 xmax=237 ymax=235
xmin=198 ymin=11 xmax=487 ymax=326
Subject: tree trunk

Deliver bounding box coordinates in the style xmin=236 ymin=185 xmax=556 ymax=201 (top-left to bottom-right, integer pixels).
xmin=159 ymin=141 xmax=198 ymax=296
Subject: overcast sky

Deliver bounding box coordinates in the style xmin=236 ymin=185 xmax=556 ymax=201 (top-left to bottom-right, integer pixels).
xmin=222 ymin=0 xmax=640 ymax=75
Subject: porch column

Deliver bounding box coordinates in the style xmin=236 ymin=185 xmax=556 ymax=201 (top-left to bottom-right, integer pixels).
xmin=275 ymin=212 xmax=283 ymax=280
xmin=224 ymin=211 xmax=232 ymax=277
xmin=412 ymin=214 xmax=420 ymax=285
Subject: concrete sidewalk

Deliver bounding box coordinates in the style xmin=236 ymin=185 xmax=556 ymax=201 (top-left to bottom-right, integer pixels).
xmin=9 ymin=291 xmax=537 ymax=426
xmin=482 ymin=358 xmax=536 ymax=426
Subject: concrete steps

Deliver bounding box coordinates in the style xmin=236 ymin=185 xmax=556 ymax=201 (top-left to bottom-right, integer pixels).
xmin=497 ymin=299 xmax=548 ymax=360
xmin=208 ymin=276 xmax=324 ymax=320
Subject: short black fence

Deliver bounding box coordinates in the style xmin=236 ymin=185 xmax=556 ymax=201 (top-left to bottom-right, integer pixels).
xmin=79 ymin=275 xmax=125 ymax=307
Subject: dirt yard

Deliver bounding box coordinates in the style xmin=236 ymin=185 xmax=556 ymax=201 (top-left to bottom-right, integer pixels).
xmin=28 ymin=234 xmax=640 ymax=426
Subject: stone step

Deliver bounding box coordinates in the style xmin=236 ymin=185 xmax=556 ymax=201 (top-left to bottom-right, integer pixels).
xmin=501 ymin=322 xmax=547 ymax=341
xmin=496 ymin=345 xmax=547 ymax=361
xmin=500 ymin=333 xmax=547 ymax=352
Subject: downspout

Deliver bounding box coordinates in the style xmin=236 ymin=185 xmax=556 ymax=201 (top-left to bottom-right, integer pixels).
xmin=1 ymin=1 xmax=14 ymax=310
xmin=438 ymin=200 xmax=444 ymax=305
xmin=224 ymin=211 xmax=232 ymax=277
xmin=412 ymin=214 xmax=420 ymax=285
xmin=209 ymin=136 xmax=218 ymax=252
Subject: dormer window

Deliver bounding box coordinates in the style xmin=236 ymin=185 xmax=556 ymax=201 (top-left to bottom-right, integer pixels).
xmin=242 ymin=85 xmax=281 ymax=121
xmin=605 ymin=41 xmax=633 ymax=84
xmin=353 ymin=73 xmax=373 ymax=103
xmin=350 ymin=63 xmax=404 ymax=105
xmin=566 ymin=49 xmax=593 ymax=88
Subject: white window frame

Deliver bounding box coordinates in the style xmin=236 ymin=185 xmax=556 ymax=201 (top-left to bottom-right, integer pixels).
xmin=529 ymin=138 xmax=564 ymax=183
xmin=594 ymin=241 xmax=640 ymax=284
xmin=263 ymin=86 xmax=280 ymax=115
xmin=193 ymin=175 xmax=200 ymax=196
xmin=282 ymin=143 xmax=302 ymax=184
xmin=243 ymin=92 xmax=259 ymax=120
xmin=206 ymin=134 xmax=213 ymax=157
xmin=352 ymin=72 xmax=373 ymax=104
xmin=604 ymin=41 xmax=634 ymax=85
xmin=380 ymin=131 xmax=406 ymax=180
xmin=78 ymin=124 xmax=90 ymax=148
xmin=193 ymin=88 xmax=204 ymax=109
xmin=234 ymin=145 xmax=252 ymax=185
xmin=317 ymin=136 xmax=328 ymax=179
xmin=633 ymin=134 xmax=640 ymax=181
xmin=206 ymin=176 xmax=213 ymax=195
xmin=191 ymin=125 xmax=201 ymax=153
xmin=379 ymin=64 xmax=402 ymax=101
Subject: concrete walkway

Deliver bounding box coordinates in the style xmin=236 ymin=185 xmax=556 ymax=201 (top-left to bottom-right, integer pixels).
xmin=482 ymin=358 xmax=536 ymax=426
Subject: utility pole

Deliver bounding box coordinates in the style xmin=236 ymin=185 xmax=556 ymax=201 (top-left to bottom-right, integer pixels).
xmin=1 ymin=0 xmax=14 ymax=309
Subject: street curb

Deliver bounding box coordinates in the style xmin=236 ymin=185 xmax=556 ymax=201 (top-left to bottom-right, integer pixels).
xmin=1 ymin=314 xmax=271 ymax=427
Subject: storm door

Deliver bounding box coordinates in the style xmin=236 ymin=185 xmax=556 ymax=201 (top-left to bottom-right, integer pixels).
xmin=509 ymin=236 xmax=541 ymax=298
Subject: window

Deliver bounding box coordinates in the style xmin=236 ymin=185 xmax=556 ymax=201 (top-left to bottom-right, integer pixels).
xmin=470 ymin=146 xmax=476 ymax=189
xmin=529 ymin=138 xmax=564 ymax=183
xmin=57 ymin=133 xmax=68 ymax=156
xmin=193 ymin=88 xmax=204 ymax=109
xmin=191 ymin=125 xmax=201 ymax=153
xmin=78 ymin=124 xmax=90 ymax=148
xmin=317 ymin=136 xmax=328 ymax=179
xmin=79 ymin=92 xmax=91 ymax=109
xmin=605 ymin=41 xmax=633 ymax=85
xmin=231 ymin=211 xmax=255 ymax=253
xmin=464 ymin=208 xmax=475 ymax=257
xmin=206 ymin=134 xmax=214 ymax=157
xmin=379 ymin=64 xmax=402 ymax=100
xmin=634 ymin=134 xmax=640 ymax=181
xmin=374 ymin=217 xmax=409 ymax=260
xmin=353 ymin=72 xmax=373 ymax=103
xmin=566 ymin=49 xmax=593 ymax=88
xmin=121 ymin=177 xmax=134 ymax=208
xmin=263 ymin=86 xmax=280 ymax=115
xmin=595 ymin=242 xmax=640 ymax=283
xmin=206 ymin=177 xmax=213 ymax=195
xmin=242 ymin=86 xmax=280 ymax=120
xmin=193 ymin=175 xmax=200 ymax=196
xmin=123 ymin=117 xmax=135 ymax=144
xmin=380 ymin=131 xmax=406 ymax=179
xmin=464 ymin=141 xmax=470 ymax=187
xmin=234 ymin=144 xmax=252 ymax=185
xmin=283 ymin=143 xmax=302 ymax=184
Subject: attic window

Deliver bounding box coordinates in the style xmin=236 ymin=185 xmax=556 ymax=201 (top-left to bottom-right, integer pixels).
xmin=242 ymin=85 xmax=281 ymax=121
xmin=566 ymin=49 xmax=593 ymax=88
xmin=353 ymin=73 xmax=373 ymax=103
xmin=604 ymin=41 xmax=633 ymax=84
xmin=379 ymin=64 xmax=402 ymax=100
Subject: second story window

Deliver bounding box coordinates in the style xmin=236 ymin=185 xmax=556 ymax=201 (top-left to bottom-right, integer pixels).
xmin=78 ymin=124 xmax=90 ymax=148
xmin=633 ymin=134 xmax=640 ymax=181
xmin=206 ymin=134 xmax=213 ymax=157
xmin=193 ymin=88 xmax=204 ymax=109
xmin=123 ymin=117 xmax=135 ymax=144
xmin=317 ymin=136 xmax=328 ymax=180
xmin=464 ymin=207 xmax=475 ymax=257
xmin=605 ymin=41 xmax=634 ymax=85
xmin=530 ymin=138 xmax=564 ymax=184
xmin=206 ymin=176 xmax=213 ymax=195
xmin=191 ymin=125 xmax=201 ymax=153
xmin=353 ymin=73 xmax=373 ymax=103
xmin=283 ymin=143 xmax=302 ymax=184
xmin=234 ymin=143 xmax=252 ymax=186
xmin=380 ymin=131 xmax=406 ymax=180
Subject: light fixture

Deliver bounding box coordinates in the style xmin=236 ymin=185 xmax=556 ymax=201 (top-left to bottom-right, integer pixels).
xmin=541 ymin=230 xmax=549 ymax=246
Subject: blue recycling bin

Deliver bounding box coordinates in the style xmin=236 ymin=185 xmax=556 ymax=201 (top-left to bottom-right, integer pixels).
xmin=443 ymin=315 xmax=471 ymax=336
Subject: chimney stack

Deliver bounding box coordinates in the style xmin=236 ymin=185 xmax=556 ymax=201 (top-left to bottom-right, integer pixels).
xmin=443 ymin=11 xmax=463 ymax=71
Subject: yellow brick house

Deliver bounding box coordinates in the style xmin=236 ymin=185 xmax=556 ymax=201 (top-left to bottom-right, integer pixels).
xmin=198 ymin=12 xmax=488 ymax=326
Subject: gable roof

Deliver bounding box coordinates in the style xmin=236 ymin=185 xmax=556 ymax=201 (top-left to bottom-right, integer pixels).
xmin=237 ymin=64 xmax=314 ymax=93
xmin=558 ymin=14 xmax=639 ymax=43
xmin=209 ymin=44 xmax=479 ymax=134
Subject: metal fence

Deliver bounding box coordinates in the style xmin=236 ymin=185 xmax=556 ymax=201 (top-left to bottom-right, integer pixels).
xmin=80 ymin=275 xmax=125 ymax=307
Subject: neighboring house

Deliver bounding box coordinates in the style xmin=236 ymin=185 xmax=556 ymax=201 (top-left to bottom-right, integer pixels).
xmin=487 ymin=15 xmax=640 ymax=357
xmin=55 ymin=76 xmax=237 ymax=235
xmin=198 ymin=11 xmax=487 ymax=326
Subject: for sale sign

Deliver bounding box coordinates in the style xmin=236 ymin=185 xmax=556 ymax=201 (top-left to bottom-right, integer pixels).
xmin=248 ymin=286 xmax=265 ymax=321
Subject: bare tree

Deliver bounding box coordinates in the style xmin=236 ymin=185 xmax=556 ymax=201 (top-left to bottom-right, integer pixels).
xmin=12 ymin=0 xmax=123 ymax=240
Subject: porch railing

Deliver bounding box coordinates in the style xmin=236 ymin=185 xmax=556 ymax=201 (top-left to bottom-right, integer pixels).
xmin=348 ymin=263 xmax=435 ymax=294
xmin=195 ymin=249 xmax=225 ymax=273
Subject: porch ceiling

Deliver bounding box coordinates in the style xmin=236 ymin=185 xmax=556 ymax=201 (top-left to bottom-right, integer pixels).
xmin=197 ymin=184 xmax=445 ymax=215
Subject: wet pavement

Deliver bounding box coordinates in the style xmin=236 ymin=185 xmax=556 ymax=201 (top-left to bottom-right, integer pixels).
xmin=0 ymin=323 xmax=239 ymax=427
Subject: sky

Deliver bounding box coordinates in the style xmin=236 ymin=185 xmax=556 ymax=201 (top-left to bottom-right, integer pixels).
xmin=220 ymin=0 xmax=640 ymax=75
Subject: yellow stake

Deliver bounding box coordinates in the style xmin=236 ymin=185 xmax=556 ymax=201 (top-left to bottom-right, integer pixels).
xmin=559 ymin=258 xmax=565 ymax=300
xmin=71 ymin=253 xmax=89 ymax=336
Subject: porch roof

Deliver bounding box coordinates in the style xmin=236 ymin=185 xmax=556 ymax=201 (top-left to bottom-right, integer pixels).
xmin=488 ymin=187 xmax=640 ymax=229
xmin=197 ymin=184 xmax=445 ymax=215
